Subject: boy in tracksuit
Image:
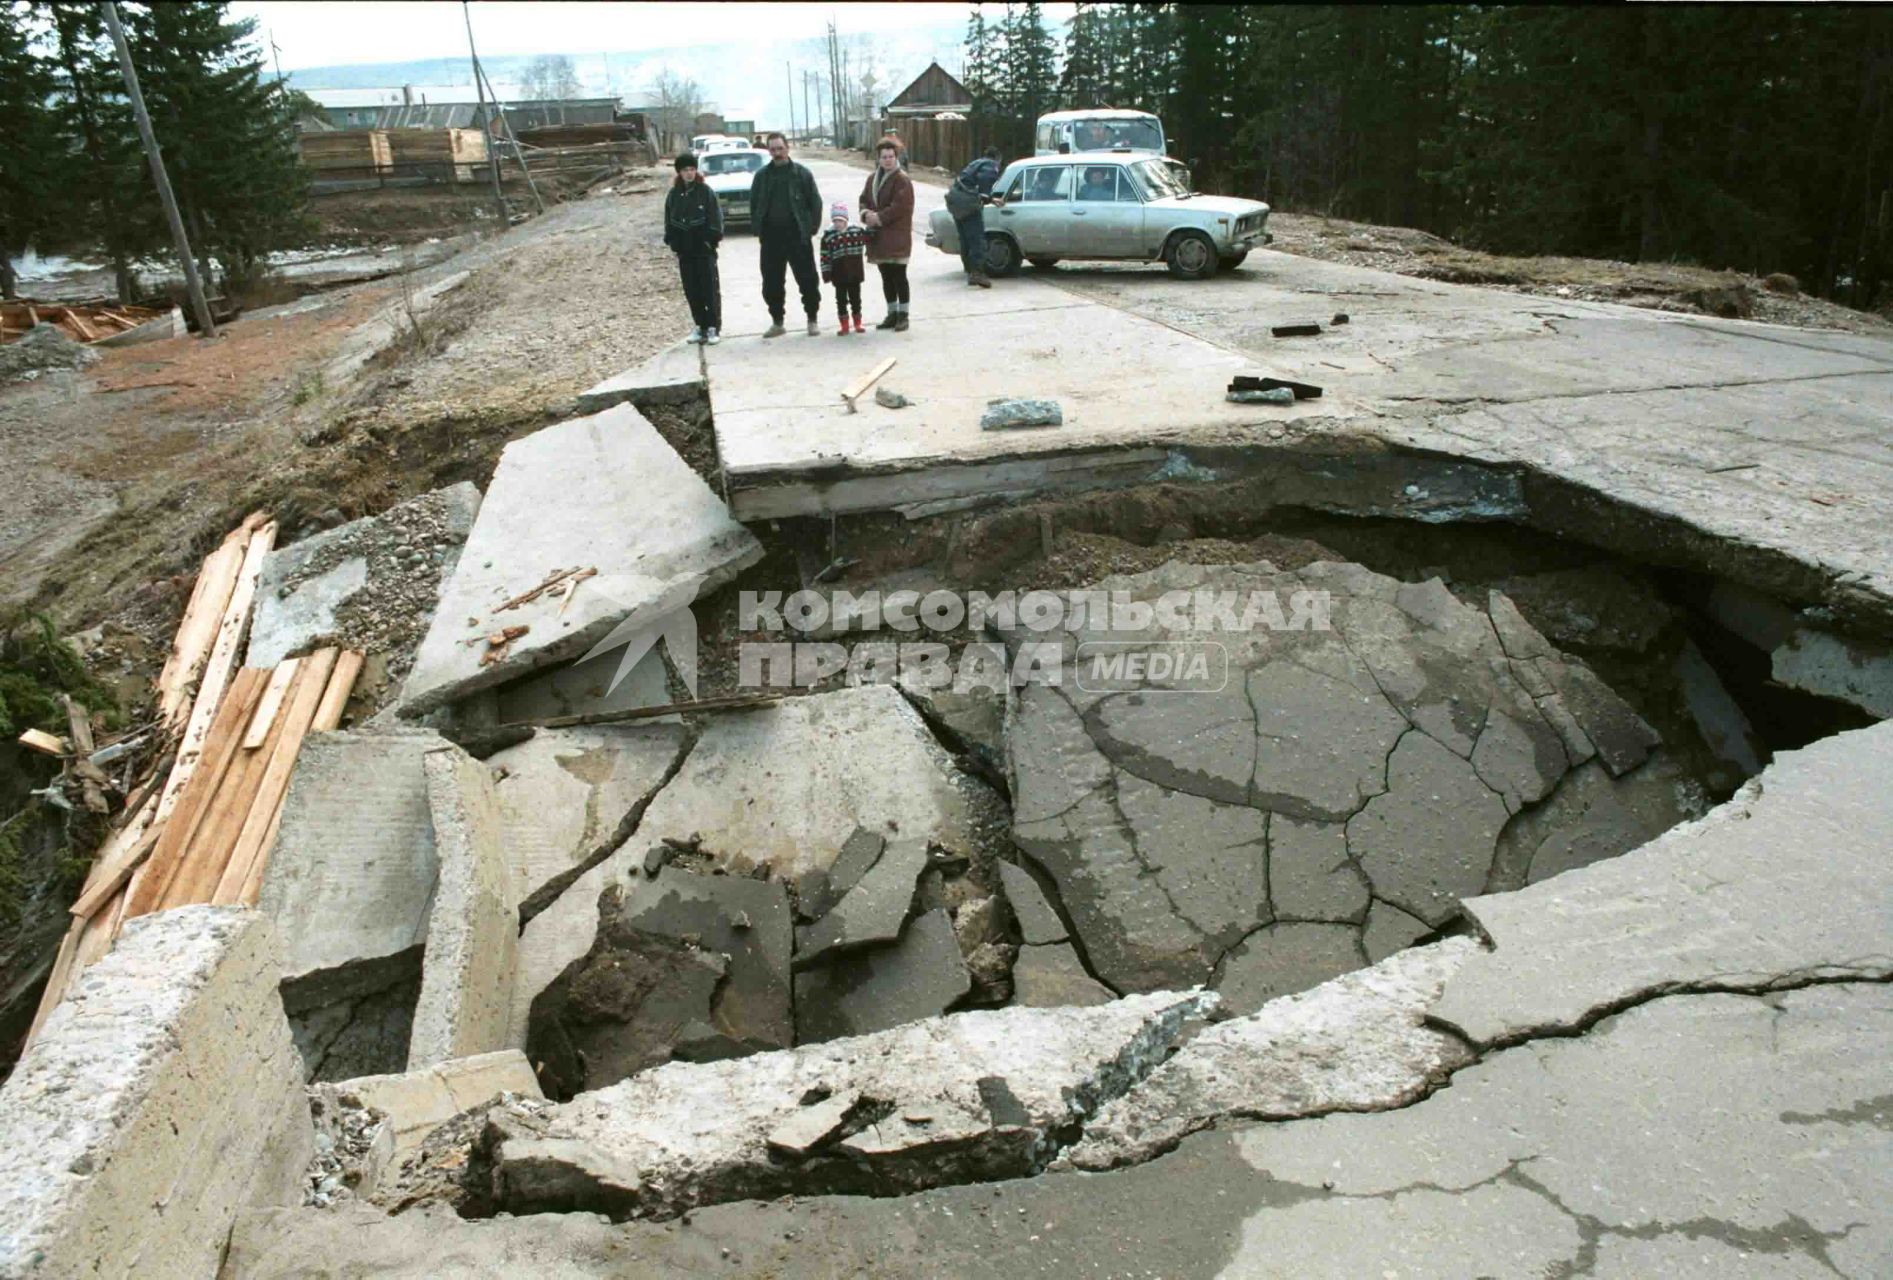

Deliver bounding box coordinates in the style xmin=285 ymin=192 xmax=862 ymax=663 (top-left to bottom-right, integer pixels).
xmin=820 ymin=202 xmax=871 ymax=334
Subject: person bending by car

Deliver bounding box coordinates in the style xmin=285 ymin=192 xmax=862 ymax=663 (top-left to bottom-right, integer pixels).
xmin=945 ymin=146 xmax=1002 ymax=288
xmin=664 ymin=152 xmax=723 ymax=345
xmin=749 ymin=132 xmax=825 ymax=337
xmin=860 ymin=139 xmax=916 ymax=331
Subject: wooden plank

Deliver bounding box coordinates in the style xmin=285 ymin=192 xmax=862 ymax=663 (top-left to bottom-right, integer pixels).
xmin=153 ymin=534 xmax=247 ymax=732
xmin=62 ymin=695 xmax=95 ymax=755
xmin=24 ymin=927 xmax=80 ymax=1044
xmin=243 ymin=657 xmax=302 ymax=750
xmin=65 ymin=824 xmax=161 ymax=920
xmin=217 ymin=648 xmax=338 ymax=906
xmin=313 ymin=650 xmax=365 ymax=731
xmin=120 ymin=668 xmax=268 ymax=919
xmin=18 ymin=729 xmax=68 ymax=757
xmin=113 ymin=522 xmax=278 ymax=930
xmin=65 ymin=310 xmax=100 ymax=342
xmin=841 ymin=357 xmax=897 ymax=410
xmin=156 ymin=662 xmax=313 ymax=912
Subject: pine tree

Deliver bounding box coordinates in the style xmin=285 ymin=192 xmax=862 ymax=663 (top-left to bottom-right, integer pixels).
xmin=1059 ymin=2 xmax=1105 ymax=109
xmin=1012 ymin=1 xmax=1058 ymax=130
xmin=0 ymin=2 xmax=59 ymax=299
xmin=963 ymin=5 xmax=994 ymax=115
xmin=120 ymin=0 xmax=310 ymax=288
xmin=42 ymin=0 xmax=159 ymax=302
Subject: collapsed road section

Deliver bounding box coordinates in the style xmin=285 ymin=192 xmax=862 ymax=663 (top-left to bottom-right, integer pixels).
xmin=3 ymin=159 xmax=1891 ymax=1280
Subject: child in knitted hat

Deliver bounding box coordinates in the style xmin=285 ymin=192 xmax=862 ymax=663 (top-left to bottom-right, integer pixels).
xmin=819 ymin=202 xmax=870 ymax=335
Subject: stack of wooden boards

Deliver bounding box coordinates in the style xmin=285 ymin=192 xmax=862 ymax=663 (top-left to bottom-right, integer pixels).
xmin=25 ymin=513 xmax=364 ymax=1042
xmin=295 ymin=127 xmax=395 ymax=172
xmin=1 ymin=300 xmax=170 ymax=345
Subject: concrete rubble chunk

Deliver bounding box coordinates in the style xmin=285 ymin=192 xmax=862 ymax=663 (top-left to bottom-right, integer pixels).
xmin=764 ymin=1092 xmax=860 ymax=1157
xmin=316 ymin=1050 xmax=542 ymax=1159
xmin=980 ymin=397 xmax=1064 ymax=431
xmin=493 ymin=645 xmax=671 ymax=725
xmin=794 ymin=837 xmax=928 ymax=964
xmin=795 ymin=826 xmax=885 ymax=921
xmin=486 ymin=724 xmax=690 ymax=912
xmin=996 ymin=859 xmax=1068 ymax=945
xmin=575 ymin=337 xmax=704 ymax=415
xmin=527 ymin=866 xmax=793 ymax=1095
xmin=1431 ymin=720 xmax=1893 ymax=1047
xmin=398 ymin=402 xmax=762 ymax=715
xmin=249 ymin=482 xmax=481 ymax=670
xmin=1010 ymin=942 xmax=1116 ymax=1008
xmin=0 ymin=907 xmax=312 ymax=1280
xmin=487 ymin=989 xmax=1217 ymax=1218
xmin=409 ymin=747 xmax=517 ymax=1068
xmin=1672 ymin=637 xmax=1765 ymax=781
xmin=795 ymin=908 xmax=974 ymax=1043
xmin=1360 ymin=898 xmax=1432 ymax=963
xmin=1072 ymin=939 xmax=1477 ymax=1169
xmin=1005 ymin=559 xmax=1694 ymax=1001
xmin=258 ymin=730 xmax=445 ymax=1014
xmin=1771 ymin=624 xmax=1893 ymax=718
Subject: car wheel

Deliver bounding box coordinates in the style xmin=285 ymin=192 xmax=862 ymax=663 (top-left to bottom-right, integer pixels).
xmin=1167 ymin=231 xmax=1220 ymax=280
xmin=1218 ymin=250 xmax=1249 ymax=271
xmin=1028 ymin=256 xmax=1060 ymax=270
xmin=984 ymin=233 xmax=1022 ymax=278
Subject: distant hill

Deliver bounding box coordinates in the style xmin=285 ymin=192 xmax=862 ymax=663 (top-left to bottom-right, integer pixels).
xmin=285 ymin=23 xmax=977 ymax=126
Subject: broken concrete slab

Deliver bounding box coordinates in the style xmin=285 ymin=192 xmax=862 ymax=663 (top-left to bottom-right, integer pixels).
xmin=794 ymin=837 xmax=928 ymax=964
xmin=409 ymin=747 xmax=517 ymax=1068
xmin=1004 ymin=559 xmax=1695 ymax=1002
xmin=794 ymin=826 xmax=886 ymax=921
xmin=249 ymin=482 xmax=481 ymax=673
xmin=1010 ymin=943 xmax=1115 ymax=1008
xmin=526 ymin=867 xmax=793 ymax=1095
xmin=257 ymin=730 xmax=445 ymax=1011
xmin=0 ymin=907 xmax=311 ymax=1280
xmin=1489 ymin=565 xmax=1673 ymax=653
xmin=398 ymin=402 xmax=761 ymax=716
xmin=1772 ymin=624 xmax=1893 ymax=718
xmin=492 ymin=645 xmax=670 ymax=725
xmin=1071 ymin=938 xmax=1477 ymax=1170
xmin=996 ymin=859 xmax=1067 ymax=945
xmin=1231 ymin=983 xmax=1893 ymax=1277
xmin=317 ymin=1049 xmax=541 ymax=1157
xmin=291 ymin=974 xmax=421 ymax=1084
xmin=1673 ymin=637 xmax=1765 ymax=781
xmin=794 ymin=908 xmax=973 ymax=1043
xmin=1213 ymin=922 xmax=1368 ymax=1016
xmin=1431 ymin=720 xmax=1893 ymax=1047
xmin=487 ymin=989 xmax=1217 ymax=1218
xmin=484 ymin=723 xmax=690 ymax=912
xmin=574 ymin=338 xmax=704 ymax=415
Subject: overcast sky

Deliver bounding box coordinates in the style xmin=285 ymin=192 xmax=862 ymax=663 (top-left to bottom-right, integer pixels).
xmin=231 ymin=2 xmax=1073 ymax=71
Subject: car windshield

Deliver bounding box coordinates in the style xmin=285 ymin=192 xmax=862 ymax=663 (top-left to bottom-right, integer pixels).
xmin=703 ymin=152 xmax=762 ymax=175
xmin=1133 ymin=159 xmax=1190 ymax=200
xmin=1070 ymin=117 xmax=1163 ymax=153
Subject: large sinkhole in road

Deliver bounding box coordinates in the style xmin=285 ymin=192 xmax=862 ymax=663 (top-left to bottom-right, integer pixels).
xmin=500 ymin=470 xmax=1875 ymax=1117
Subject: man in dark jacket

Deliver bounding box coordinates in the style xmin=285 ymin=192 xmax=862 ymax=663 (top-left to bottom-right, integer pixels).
xmin=749 ymin=132 xmax=825 ymax=337
xmin=947 ymin=147 xmax=1003 ymax=288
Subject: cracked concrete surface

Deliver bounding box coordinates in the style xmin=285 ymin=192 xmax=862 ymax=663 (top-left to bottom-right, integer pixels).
xmin=1004 ymin=558 xmax=1704 ymax=1006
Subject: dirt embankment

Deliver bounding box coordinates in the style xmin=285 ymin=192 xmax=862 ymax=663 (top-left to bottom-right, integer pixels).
xmin=0 ymin=165 xmax=689 ymax=657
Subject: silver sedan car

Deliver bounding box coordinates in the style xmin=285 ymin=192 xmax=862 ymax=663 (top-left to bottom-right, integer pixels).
xmin=926 ymin=154 xmax=1271 ymax=279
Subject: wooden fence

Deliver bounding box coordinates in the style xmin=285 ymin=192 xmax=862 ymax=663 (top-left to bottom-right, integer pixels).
xmin=873 ymin=116 xmax=1033 ymax=174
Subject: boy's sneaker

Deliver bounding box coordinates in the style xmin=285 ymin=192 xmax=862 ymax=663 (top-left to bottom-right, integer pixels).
xmin=704 ymin=328 xmax=720 ymax=345
xmin=806 ymin=317 xmax=821 ymax=336
xmin=687 ymin=327 xmax=704 ymax=344
xmin=763 ymin=321 xmax=787 ymax=339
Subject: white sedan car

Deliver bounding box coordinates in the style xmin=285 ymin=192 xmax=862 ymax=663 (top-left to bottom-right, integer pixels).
xmin=699 ymin=148 xmax=770 ymax=230
xmin=926 ymin=153 xmax=1270 ymax=279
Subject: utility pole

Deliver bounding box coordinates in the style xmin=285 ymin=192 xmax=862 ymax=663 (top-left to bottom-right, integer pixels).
xmin=785 ymin=61 xmax=795 ymax=139
xmin=99 ymin=1 xmax=216 ymax=338
xmin=463 ymin=2 xmax=507 ymax=220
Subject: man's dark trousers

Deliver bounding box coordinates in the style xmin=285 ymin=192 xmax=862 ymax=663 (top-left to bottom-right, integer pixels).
xmin=760 ymin=229 xmax=822 ymax=322
xmin=955 ymin=209 xmax=986 ymax=276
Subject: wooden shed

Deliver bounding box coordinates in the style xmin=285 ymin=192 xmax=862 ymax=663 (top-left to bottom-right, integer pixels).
xmin=886 ymin=61 xmax=973 ymax=118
